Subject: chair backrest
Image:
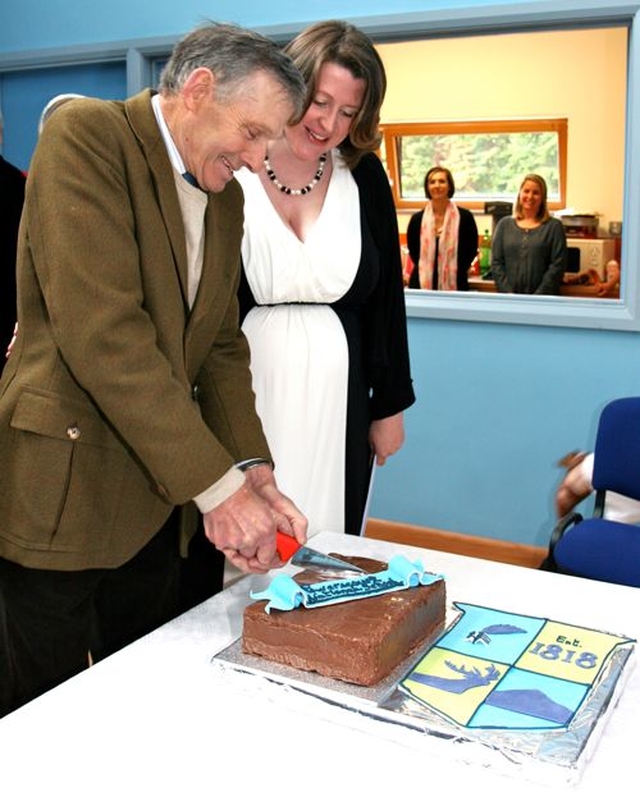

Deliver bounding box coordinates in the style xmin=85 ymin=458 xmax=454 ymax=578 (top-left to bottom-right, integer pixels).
xmin=592 ymin=397 xmax=640 ymax=501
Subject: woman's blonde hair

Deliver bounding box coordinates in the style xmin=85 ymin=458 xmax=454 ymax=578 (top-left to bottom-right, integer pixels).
xmin=514 ymin=173 xmax=550 ymax=223
xmin=284 ymin=20 xmax=386 ymax=169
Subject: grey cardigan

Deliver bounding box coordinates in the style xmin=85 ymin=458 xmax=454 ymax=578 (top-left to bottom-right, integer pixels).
xmin=491 ymin=216 xmax=567 ymax=294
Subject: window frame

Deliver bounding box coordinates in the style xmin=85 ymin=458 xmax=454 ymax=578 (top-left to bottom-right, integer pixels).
xmin=380 ymin=118 xmax=568 ymax=212
xmin=1 ymin=1 xmax=634 ymax=331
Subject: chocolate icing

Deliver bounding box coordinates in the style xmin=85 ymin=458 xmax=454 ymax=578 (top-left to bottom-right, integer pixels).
xmin=242 ymin=555 xmax=446 ymax=686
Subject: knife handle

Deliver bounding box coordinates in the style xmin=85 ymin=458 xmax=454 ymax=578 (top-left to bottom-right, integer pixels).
xmin=276 ymin=531 xmax=301 ymax=561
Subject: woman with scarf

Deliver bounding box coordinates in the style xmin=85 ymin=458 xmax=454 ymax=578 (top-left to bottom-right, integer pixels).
xmin=406 ymin=166 xmax=478 ymax=290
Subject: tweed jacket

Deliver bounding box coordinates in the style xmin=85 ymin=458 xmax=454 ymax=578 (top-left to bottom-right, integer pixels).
xmin=0 ymin=90 xmax=270 ymax=570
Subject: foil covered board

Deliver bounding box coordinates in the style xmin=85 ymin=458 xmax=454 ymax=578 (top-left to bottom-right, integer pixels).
xmin=211 ymin=607 xmax=635 ymax=786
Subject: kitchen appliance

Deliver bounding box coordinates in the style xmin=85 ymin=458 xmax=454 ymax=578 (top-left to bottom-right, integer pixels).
xmin=484 ymin=201 xmax=513 ymax=234
xmin=560 ymin=214 xmax=599 ymax=238
xmin=565 ymin=237 xmax=617 ymax=280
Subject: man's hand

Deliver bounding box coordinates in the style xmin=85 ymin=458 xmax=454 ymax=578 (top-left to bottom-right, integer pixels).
xmin=244 ymin=463 xmax=307 ymax=544
xmin=202 ymin=465 xmax=307 ymax=574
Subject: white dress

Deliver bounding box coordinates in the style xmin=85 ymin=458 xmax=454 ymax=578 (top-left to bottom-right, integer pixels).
xmin=236 ymin=154 xmax=361 ymax=536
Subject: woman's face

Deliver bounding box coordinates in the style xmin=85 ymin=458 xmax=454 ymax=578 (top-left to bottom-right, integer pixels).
xmin=519 ymin=179 xmax=543 ymax=216
xmin=286 ymin=61 xmax=365 ymax=160
xmin=427 ymin=170 xmax=450 ymax=201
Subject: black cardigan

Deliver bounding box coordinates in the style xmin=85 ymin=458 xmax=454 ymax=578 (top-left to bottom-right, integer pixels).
xmin=351 ymin=153 xmax=415 ymax=419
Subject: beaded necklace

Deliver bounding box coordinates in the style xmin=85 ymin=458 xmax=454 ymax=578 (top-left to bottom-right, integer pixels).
xmin=264 ymin=152 xmax=327 ymax=196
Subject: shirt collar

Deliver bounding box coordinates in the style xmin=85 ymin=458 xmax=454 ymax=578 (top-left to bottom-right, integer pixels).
xmin=151 ymin=93 xmax=188 ymax=176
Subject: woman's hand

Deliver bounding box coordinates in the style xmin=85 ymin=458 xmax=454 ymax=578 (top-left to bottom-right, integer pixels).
xmin=5 ymin=322 xmax=17 ymax=359
xmin=555 ymin=451 xmax=592 ymax=518
xmin=369 ymin=412 xmax=405 ymax=466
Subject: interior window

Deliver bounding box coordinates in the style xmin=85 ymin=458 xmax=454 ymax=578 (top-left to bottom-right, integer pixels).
xmin=380 ymin=119 xmax=567 ymax=211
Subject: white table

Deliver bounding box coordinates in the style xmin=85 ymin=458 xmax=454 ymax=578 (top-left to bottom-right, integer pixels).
xmin=0 ymin=532 xmax=637 ymax=796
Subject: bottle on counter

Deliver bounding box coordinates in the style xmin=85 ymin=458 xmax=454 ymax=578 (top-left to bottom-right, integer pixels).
xmin=479 ymin=229 xmax=492 ymax=277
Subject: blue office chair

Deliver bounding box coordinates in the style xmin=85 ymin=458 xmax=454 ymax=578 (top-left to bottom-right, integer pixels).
xmin=547 ymin=397 xmax=640 ymax=587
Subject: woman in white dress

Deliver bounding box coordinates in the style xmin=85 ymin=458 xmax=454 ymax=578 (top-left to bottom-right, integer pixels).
xmin=237 ymin=21 xmax=415 ymax=539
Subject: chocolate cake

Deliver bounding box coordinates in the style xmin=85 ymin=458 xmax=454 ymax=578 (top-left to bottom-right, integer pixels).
xmin=242 ymin=555 xmax=446 ymax=686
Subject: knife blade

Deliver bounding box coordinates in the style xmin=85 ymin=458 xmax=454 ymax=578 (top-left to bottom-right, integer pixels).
xmin=276 ymin=531 xmax=365 ymax=577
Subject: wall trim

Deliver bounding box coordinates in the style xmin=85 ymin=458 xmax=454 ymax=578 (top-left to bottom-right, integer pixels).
xmin=364 ymin=517 xmax=547 ymax=569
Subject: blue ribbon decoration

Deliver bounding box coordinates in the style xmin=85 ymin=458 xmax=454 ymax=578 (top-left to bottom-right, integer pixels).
xmin=249 ymin=554 xmax=443 ymax=613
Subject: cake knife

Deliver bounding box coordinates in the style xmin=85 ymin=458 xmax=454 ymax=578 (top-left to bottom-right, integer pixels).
xmin=276 ymin=531 xmax=366 ymax=577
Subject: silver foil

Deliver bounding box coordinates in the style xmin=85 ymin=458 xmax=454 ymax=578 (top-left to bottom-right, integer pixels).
xmin=212 ymin=613 xmax=635 ymax=787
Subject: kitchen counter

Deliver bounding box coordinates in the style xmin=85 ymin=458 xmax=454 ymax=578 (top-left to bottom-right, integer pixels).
xmin=468 ymin=276 xmax=620 ymax=298
xmin=0 ymin=532 xmax=637 ymax=796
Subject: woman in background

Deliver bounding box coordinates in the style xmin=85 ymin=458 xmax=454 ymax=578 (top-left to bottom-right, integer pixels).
xmin=406 ymin=166 xmax=478 ymax=291
xmin=491 ymin=173 xmax=566 ymax=294
xmin=236 ymin=20 xmax=415 ymax=541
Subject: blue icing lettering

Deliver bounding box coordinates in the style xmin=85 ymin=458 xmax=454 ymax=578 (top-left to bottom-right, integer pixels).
xmin=250 ymin=555 xmax=444 ymax=613
xmin=300 ymin=575 xmax=406 ymax=607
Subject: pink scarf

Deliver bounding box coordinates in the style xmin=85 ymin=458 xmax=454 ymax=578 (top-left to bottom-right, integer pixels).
xmin=418 ymin=201 xmax=460 ymax=290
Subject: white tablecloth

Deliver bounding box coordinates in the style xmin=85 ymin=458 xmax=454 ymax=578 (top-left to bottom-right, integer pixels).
xmin=0 ymin=532 xmax=637 ymax=796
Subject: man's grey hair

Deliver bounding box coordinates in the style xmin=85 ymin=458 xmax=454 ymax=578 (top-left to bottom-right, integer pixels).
xmin=158 ymin=22 xmax=305 ymax=119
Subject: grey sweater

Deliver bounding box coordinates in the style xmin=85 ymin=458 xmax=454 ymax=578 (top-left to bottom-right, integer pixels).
xmin=491 ymin=216 xmax=567 ymax=294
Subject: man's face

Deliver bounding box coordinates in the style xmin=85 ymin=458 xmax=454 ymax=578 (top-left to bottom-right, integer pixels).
xmin=179 ymin=69 xmax=295 ymax=193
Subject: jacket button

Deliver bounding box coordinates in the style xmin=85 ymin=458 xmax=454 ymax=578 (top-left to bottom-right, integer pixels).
xmin=66 ymin=425 xmax=81 ymax=440
xmin=192 ymin=384 xmax=200 ymax=401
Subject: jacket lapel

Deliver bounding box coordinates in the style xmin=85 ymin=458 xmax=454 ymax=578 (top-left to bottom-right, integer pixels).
xmin=184 ymin=187 xmax=244 ymax=376
xmin=124 ymin=90 xmax=191 ymax=309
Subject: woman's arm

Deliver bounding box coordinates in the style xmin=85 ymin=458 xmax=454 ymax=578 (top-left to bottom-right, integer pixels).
xmin=406 ymin=211 xmax=423 ymax=288
xmin=534 ymin=218 xmax=567 ymax=295
xmin=490 ymin=217 xmax=512 ymax=292
xmin=353 ymin=154 xmax=416 ymax=420
xmin=457 ymin=206 xmax=478 ymax=290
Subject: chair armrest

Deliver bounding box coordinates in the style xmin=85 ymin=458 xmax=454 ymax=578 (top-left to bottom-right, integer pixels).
xmin=549 ymin=511 xmax=583 ymax=556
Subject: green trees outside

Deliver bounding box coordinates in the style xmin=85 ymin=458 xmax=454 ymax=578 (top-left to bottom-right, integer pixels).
xmin=390 ymin=131 xmax=560 ymax=202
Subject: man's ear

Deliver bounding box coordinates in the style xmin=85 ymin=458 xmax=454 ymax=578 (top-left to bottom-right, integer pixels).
xmin=181 ymin=67 xmax=216 ymax=110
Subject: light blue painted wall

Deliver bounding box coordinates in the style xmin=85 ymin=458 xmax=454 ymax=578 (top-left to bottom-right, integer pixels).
xmin=0 ymin=0 xmax=636 ymax=548
xmin=1 ymin=65 xmax=127 ymax=168
xmin=0 ymin=0 xmax=520 ymax=51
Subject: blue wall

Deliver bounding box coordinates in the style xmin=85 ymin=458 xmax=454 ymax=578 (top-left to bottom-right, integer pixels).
xmin=1 ymin=65 xmax=127 ymax=169
xmin=1 ymin=0 xmax=636 ymax=548
xmin=0 ymin=1 xmax=519 ymax=51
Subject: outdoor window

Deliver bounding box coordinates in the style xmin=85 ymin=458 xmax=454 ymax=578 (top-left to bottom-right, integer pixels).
xmin=380 ymin=118 xmax=567 ymax=212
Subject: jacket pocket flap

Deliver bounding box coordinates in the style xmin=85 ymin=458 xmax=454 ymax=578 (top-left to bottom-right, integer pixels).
xmin=11 ymin=388 xmax=122 ymax=450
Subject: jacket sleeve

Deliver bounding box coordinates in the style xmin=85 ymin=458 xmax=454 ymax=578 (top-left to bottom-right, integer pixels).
xmin=354 ymin=154 xmax=416 ymax=420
